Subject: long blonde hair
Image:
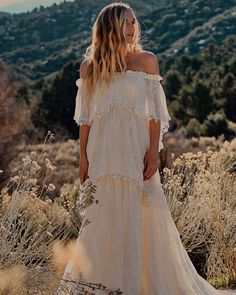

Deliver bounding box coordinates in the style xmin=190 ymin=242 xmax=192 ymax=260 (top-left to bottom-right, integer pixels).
xmin=81 ymin=2 xmax=143 ymax=98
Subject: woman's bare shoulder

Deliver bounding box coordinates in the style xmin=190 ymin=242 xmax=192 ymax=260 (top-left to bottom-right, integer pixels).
xmin=138 ymin=51 xmax=159 ymax=75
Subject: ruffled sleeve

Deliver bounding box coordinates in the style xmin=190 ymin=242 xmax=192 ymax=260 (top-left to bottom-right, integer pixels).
xmin=143 ymin=75 xmax=171 ymax=152
xmin=73 ymin=78 xmax=94 ymax=126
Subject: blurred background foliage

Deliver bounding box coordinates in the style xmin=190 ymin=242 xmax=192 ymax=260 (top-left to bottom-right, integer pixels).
xmin=0 ymin=0 xmax=235 ymax=147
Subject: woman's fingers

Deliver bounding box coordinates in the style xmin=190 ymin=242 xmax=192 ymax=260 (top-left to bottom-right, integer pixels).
xmin=79 ymin=175 xmax=84 ymax=185
xmin=79 ymin=157 xmax=89 ymax=185
xmin=144 ymin=164 xmax=157 ymax=180
xmin=79 ymin=171 xmax=88 ymax=185
xmin=80 ymin=176 xmax=87 ymax=185
xmin=143 ymin=149 xmax=158 ymax=180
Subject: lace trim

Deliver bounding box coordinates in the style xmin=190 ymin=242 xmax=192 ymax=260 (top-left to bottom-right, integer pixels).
xmin=95 ymin=102 xmax=162 ymax=122
xmin=77 ymin=70 xmax=163 ymax=82
xmin=89 ymin=173 xmax=152 ymax=196
xmin=96 ymin=102 xmax=134 ymax=114
xmin=74 ymin=118 xmax=93 ymax=126
xmin=114 ymin=70 xmax=163 ymax=81
xmin=75 ymin=106 xmax=170 ymax=151
xmin=92 ymin=173 xmax=141 ymax=186
xmin=75 ymin=105 xmax=170 ymax=151
xmin=149 ymin=114 xmax=161 ymax=122
xmin=73 ymin=102 xmax=161 ymax=126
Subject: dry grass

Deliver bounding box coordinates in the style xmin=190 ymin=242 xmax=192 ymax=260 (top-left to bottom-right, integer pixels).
xmin=0 ymin=134 xmax=120 ymax=294
xmin=163 ymin=138 xmax=236 ymax=285
xmin=0 ymin=265 xmax=27 ymax=295
xmin=0 ymin=133 xmax=235 ymax=293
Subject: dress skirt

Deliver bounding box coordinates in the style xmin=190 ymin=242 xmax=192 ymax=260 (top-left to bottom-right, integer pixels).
xmin=60 ymin=172 xmax=235 ymax=295
xmin=60 ymin=71 xmax=236 ymax=294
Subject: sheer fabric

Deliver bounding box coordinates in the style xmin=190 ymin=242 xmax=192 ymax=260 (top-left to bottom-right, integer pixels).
xmin=73 ymin=70 xmax=171 ymax=152
xmin=59 ymin=70 xmax=236 ymax=295
xmin=73 ymin=71 xmax=171 ymax=198
xmin=60 ymin=173 xmax=236 ymax=295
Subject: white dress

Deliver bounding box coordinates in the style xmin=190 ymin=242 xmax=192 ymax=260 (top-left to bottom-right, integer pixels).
xmin=60 ymin=70 xmax=235 ymax=294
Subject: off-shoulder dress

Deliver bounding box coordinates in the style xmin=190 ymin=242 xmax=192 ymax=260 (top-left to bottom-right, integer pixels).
xmin=60 ymin=70 xmax=235 ymax=295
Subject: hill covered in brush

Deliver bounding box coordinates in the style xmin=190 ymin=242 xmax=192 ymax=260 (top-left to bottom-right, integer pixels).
xmin=0 ymin=0 xmax=235 ymax=83
xmin=0 ymin=0 xmax=235 ymax=143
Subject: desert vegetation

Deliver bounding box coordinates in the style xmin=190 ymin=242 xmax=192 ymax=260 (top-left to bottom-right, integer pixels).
xmin=0 ymin=133 xmax=235 ymax=293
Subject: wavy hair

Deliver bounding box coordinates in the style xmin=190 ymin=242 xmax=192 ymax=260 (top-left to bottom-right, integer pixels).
xmin=80 ymin=2 xmax=143 ymax=98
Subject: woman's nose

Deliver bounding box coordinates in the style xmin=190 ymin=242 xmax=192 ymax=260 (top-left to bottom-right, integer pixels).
xmin=127 ymin=23 xmax=134 ymax=32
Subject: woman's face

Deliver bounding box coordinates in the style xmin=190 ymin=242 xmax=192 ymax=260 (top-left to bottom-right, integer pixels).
xmin=124 ymin=9 xmax=135 ymax=44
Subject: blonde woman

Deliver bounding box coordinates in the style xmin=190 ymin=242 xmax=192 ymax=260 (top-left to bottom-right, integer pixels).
xmin=60 ymin=2 xmax=235 ymax=295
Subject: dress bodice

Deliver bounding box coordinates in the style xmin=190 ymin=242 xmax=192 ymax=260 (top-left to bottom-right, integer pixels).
xmin=73 ymin=70 xmax=171 ymax=152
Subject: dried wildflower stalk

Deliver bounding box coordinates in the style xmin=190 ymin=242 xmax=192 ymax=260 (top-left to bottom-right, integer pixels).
xmin=163 ymin=139 xmax=236 ymax=284
xmin=0 ymin=131 xmax=75 ymax=269
xmin=0 ymin=135 xmax=236 ymax=292
xmin=0 ymin=133 xmax=123 ymax=294
xmin=55 ymin=276 xmax=123 ymax=295
xmin=54 ymin=178 xmax=123 ymax=294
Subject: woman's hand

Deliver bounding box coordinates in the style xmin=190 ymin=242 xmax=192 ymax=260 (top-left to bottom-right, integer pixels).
xmin=79 ymin=153 xmax=89 ymax=185
xmin=143 ymin=148 xmax=158 ymax=180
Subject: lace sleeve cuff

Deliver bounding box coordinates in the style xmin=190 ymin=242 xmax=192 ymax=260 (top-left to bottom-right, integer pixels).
xmin=73 ymin=78 xmax=94 ymax=127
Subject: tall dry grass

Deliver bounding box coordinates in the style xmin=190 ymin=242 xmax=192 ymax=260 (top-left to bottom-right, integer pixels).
xmin=0 ymin=133 xmax=235 ymax=293
xmin=163 ymin=139 xmax=236 ymax=286
xmin=0 ymin=132 xmax=122 ymax=294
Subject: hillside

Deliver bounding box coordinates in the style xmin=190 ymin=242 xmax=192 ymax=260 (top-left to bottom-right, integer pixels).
xmin=0 ymin=0 xmax=235 ymax=84
xmin=31 ymin=36 xmax=235 ymax=143
xmin=0 ymin=0 xmax=73 ymax=14
xmin=0 ymin=0 xmax=235 ymax=145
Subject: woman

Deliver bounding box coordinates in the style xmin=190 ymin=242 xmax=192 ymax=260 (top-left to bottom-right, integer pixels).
xmin=60 ymin=2 xmax=235 ymax=294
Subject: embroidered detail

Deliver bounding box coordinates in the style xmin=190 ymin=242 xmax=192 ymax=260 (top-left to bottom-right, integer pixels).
xmin=74 ymin=104 xmax=163 ymax=127
xmin=75 ymin=118 xmax=93 ymax=126
xmin=96 ymin=102 xmax=135 ymax=115
xmin=90 ymin=173 xmax=152 ymax=197
xmin=93 ymin=173 xmax=141 ymax=185
xmin=77 ymin=70 xmax=163 ymax=82
xmin=93 ymin=102 xmax=161 ymax=123
xmin=74 ymin=73 xmax=171 ymax=152
xmin=148 ymin=114 xmax=161 ymax=122
xmin=114 ymin=70 xmax=163 ymax=81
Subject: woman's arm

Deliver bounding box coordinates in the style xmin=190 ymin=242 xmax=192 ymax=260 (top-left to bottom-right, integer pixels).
xmin=149 ymin=120 xmax=160 ymax=152
xmin=143 ymin=52 xmax=160 ymax=180
xmin=143 ymin=121 xmax=160 ymax=180
xmin=79 ymin=124 xmax=90 ymax=158
xmin=79 ymin=61 xmax=91 ymax=184
xmin=144 ymin=51 xmax=161 ymax=151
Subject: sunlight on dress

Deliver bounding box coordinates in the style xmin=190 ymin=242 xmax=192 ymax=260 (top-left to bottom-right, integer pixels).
xmin=56 ymin=70 xmax=236 ymax=295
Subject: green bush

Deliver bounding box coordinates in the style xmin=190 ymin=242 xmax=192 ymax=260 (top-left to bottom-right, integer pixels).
xmin=186 ymin=118 xmax=203 ymax=137
xmin=202 ymin=110 xmax=229 ymax=137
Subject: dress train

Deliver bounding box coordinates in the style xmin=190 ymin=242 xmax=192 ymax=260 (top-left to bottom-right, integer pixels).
xmin=57 ymin=172 xmax=236 ymax=295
